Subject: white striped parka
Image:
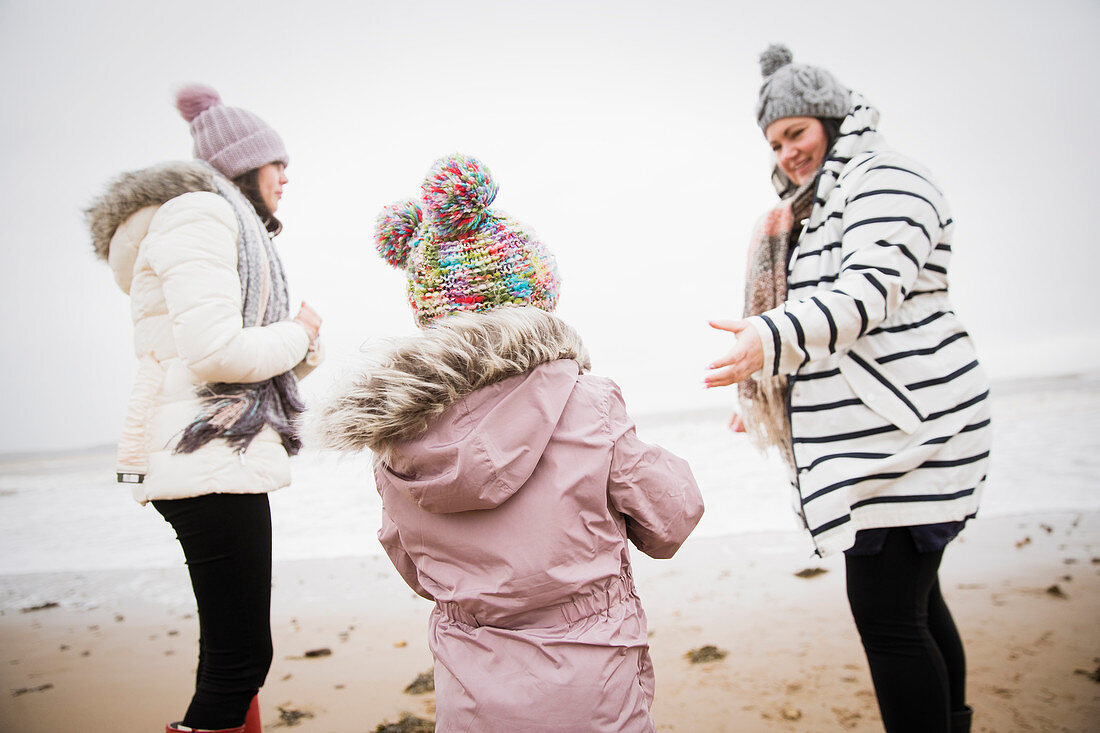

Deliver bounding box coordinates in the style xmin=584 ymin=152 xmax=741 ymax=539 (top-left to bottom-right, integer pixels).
xmin=746 ymin=95 xmax=992 ymax=557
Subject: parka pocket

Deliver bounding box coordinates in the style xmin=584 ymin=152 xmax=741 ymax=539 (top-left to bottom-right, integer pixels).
xmin=839 ymin=349 xmax=924 ymax=434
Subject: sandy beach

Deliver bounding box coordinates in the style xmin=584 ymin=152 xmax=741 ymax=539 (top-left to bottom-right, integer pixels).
xmin=3 ymin=510 xmax=1098 ymax=732
xmin=2 ymin=375 xmax=1099 ymax=731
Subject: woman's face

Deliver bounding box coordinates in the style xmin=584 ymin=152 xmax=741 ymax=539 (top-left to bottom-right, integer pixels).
xmin=765 ymin=117 xmax=829 ymax=186
xmin=257 ymin=162 xmax=288 ymax=214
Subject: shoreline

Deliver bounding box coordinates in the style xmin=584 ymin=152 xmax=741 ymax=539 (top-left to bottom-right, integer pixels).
xmin=3 ymin=511 xmax=1098 ymax=731
xmin=3 ymin=371 xmax=1098 ymax=464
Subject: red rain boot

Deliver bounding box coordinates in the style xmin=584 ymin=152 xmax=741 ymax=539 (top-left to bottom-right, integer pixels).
xmin=243 ymin=695 xmax=261 ymax=733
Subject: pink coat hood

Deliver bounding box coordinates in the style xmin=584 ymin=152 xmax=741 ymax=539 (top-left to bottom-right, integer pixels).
xmin=381 ymin=358 xmax=581 ymax=514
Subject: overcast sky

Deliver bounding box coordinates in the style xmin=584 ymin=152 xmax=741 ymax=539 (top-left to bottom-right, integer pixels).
xmin=2 ymin=0 xmax=1098 ymax=454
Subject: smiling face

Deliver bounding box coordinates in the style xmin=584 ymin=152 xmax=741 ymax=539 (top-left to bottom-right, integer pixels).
xmin=765 ymin=116 xmax=829 ymax=187
xmin=257 ymin=162 xmax=288 ymax=214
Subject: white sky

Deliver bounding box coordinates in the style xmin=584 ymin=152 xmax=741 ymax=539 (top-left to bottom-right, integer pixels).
xmin=2 ymin=0 xmax=1098 ymax=454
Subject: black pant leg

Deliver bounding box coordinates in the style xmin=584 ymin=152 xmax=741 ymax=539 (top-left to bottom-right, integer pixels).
xmin=154 ymin=493 xmax=273 ymax=729
xmin=845 ymin=528 xmax=951 ymax=733
xmin=927 ymin=576 xmax=967 ymax=712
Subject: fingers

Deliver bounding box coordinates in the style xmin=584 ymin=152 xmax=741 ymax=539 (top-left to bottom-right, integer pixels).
xmin=704 ymin=364 xmax=745 ymax=388
xmin=705 ymin=340 xmax=756 ymax=387
xmin=708 ymin=318 xmax=749 ymax=335
xmin=298 ymin=302 xmax=323 ymax=328
xmin=707 ymin=344 xmax=743 ymax=371
xmin=293 ymin=302 xmax=323 ymax=342
xmin=706 ymin=317 xmax=765 ymax=388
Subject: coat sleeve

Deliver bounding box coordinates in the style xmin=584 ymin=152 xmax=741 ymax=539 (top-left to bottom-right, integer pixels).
xmin=747 ymin=156 xmax=946 ymax=376
xmin=606 ymin=383 xmax=704 ymax=559
xmin=293 ymin=340 xmax=325 ymax=381
xmin=378 ymin=505 xmax=434 ymax=601
xmin=143 ymin=192 xmax=310 ymax=384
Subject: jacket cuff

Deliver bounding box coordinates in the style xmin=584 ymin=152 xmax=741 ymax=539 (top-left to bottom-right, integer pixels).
xmin=746 ymin=315 xmax=779 ymax=378
xmin=293 ymin=340 xmax=325 ymax=380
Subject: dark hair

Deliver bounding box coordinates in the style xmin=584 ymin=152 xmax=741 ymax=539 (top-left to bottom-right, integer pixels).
xmin=819 ymin=117 xmax=843 ymax=156
xmin=232 ymin=167 xmax=282 ymax=236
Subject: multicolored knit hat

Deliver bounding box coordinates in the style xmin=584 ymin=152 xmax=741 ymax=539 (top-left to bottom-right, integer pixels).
xmin=375 ymin=154 xmax=561 ymax=326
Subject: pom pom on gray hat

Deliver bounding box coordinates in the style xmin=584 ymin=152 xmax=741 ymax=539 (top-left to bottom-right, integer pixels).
xmin=759 ymin=44 xmax=794 ymax=77
xmin=175 ymin=84 xmax=289 ymax=179
xmin=754 ymin=44 xmax=851 ymax=133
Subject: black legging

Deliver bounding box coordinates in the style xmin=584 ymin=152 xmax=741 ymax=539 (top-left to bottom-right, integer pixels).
xmin=845 ymin=528 xmax=966 ymax=733
xmin=154 ymin=493 xmax=274 ymax=729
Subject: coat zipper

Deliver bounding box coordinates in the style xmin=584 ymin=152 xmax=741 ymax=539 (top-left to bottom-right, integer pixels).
xmin=787 ymin=171 xmax=826 ymax=558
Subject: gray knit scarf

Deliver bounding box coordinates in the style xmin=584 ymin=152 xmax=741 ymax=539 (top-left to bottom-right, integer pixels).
xmin=738 ymin=177 xmax=815 ymax=468
xmin=174 ymin=162 xmax=305 ymax=456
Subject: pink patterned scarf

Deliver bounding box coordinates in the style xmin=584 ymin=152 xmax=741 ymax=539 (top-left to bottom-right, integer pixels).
xmin=738 ymin=179 xmax=815 ymax=467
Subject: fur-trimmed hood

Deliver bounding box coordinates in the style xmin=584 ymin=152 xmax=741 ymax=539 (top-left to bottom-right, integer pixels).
xmin=85 ymin=161 xmax=217 ymax=261
xmin=310 ymin=306 xmax=590 ymax=455
xmin=308 ymin=307 xmax=590 ymax=512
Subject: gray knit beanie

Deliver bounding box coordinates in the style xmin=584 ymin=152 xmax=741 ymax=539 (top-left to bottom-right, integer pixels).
xmin=175 ymin=84 xmax=289 ymax=179
xmin=755 ymin=44 xmax=851 ymax=133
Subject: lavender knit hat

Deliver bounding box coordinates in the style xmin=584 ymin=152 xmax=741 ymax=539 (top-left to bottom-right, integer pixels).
xmin=755 ymin=44 xmax=851 ymax=133
xmin=175 ymin=84 xmax=288 ymax=179
xmin=375 ymin=154 xmax=561 ymax=327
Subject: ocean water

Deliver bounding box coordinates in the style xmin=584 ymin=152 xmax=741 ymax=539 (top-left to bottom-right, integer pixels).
xmin=1 ymin=375 xmax=1098 ymax=577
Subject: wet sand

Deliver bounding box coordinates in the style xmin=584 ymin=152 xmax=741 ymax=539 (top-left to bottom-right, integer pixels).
xmin=2 ymin=512 xmax=1097 ymax=732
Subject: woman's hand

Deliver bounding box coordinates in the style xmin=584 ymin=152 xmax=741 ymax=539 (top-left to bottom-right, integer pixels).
xmin=293 ymin=301 xmax=322 ymax=343
xmin=705 ymin=319 xmax=764 ymax=388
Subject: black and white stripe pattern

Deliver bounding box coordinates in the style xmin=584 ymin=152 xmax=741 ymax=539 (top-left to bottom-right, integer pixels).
xmin=747 ymin=95 xmax=991 ymax=557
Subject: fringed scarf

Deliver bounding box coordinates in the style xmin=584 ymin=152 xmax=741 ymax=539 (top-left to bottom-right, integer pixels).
xmin=174 ymin=163 xmax=305 ymax=456
xmin=738 ymin=177 xmax=816 ymax=468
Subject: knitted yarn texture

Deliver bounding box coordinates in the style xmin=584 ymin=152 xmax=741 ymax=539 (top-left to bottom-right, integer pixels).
xmin=375 ymin=154 xmax=560 ymax=326
xmin=755 ymin=44 xmax=851 ymax=133
xmin=176 ymin=84 xmax=289 ymax=179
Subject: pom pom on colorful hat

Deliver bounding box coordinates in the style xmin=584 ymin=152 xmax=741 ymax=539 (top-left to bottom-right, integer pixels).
xmin=374 ymin=154 xmax=561 ymax=326
xmin=755 ymin=44 xmax=850 ymax=133
xmin=376 ymin=200 xmax=424 ymax=268
xmin=175 ymin=83 xmax=289 ymax=179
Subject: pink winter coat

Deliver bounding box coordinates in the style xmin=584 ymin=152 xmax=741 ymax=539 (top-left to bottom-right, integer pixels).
xmin=312 ymin=308 xmax=703 ymax=732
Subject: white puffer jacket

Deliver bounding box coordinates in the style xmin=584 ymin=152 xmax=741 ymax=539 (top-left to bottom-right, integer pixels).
xmin=88 ymin=162 xmax=319 ymax=504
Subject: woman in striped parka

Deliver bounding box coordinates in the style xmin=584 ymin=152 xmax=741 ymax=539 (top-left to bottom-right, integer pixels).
xmin=705 ymin=45 xmax=990 ymax=733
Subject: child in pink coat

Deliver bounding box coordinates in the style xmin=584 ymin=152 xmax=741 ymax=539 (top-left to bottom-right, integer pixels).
xmin=311 ymin=155 xmax=703 ymax=732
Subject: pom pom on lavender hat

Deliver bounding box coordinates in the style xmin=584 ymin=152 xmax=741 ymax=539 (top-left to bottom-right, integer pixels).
xmin=175 ymin=84 xmax=223 ymax=123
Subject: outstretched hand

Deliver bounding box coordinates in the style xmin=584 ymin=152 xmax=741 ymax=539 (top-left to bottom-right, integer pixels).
xmin=705 ymin=319 xmax=765 ymax=388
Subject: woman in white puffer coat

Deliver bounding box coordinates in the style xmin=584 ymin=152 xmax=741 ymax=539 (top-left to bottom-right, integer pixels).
xmin=706 ymin=47 xmax=989 ymax=733
xmin=86 ymin=85 xmax=322 ymax=733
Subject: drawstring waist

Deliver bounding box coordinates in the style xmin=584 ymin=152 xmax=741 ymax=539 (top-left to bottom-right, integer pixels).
xmin=435 ymin=573 xmax=637 ymax=631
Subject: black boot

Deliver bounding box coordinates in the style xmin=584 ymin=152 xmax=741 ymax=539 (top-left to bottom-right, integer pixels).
xmin=950 ymin=705 xmax=973 ymax=733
